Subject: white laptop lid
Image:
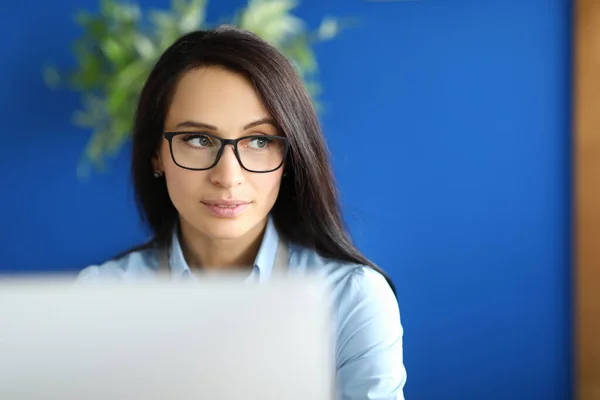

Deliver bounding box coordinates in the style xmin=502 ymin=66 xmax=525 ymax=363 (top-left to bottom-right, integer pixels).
xmin=0 ymin=276 xmax=334 ymax=400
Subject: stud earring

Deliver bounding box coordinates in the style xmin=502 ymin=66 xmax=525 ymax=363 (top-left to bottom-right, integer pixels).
xmin=153 ymin=171 xmax=163 ymax=179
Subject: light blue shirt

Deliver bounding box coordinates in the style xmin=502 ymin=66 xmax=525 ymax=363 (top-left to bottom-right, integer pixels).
xmin=77 ymin=217 xmax=407 ymax=399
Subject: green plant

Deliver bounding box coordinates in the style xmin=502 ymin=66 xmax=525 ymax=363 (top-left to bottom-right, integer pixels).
xmin=45 ymin=0 xmax=346 ymax=177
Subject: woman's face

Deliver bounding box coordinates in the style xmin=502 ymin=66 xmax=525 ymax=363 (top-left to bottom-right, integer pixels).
xmin=154 ymin=66 xmax=284 ymax=241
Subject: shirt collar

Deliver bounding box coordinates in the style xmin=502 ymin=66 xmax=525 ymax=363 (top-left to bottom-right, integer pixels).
xmin=168 ymin=215 xmax=280 ymax=282
xmin=253 ymin=215 xmax=280 ymax=282
xmin=168 ymin=226 xmax=192 ymax=280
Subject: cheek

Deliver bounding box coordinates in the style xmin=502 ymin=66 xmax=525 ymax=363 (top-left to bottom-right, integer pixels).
xmin=248 ymin=172 xmax=283 ymax=207
xmin=164 ymin=170 xmax=200 ymax=212
xmin=161 ymin=146 xmax=207 ymax=208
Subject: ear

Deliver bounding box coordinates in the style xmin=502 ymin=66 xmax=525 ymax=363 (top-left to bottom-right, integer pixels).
xmin=151 ymin=152 xmax=164 ymax=173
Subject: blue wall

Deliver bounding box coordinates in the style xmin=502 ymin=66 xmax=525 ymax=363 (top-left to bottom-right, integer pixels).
xmin=0 ymin=0 xmax=572 ymax=399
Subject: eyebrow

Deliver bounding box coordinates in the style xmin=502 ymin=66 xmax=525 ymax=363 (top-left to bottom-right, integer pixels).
xmin=243 ymin=118 xmax=277 ymax=130
xmin=175 ymin=121 xmax=217 ymax=130
xmin=174 ymin=118 xmax=277 ymax=131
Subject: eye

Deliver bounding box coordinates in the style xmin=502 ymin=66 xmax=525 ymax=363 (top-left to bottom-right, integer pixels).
xmin=182 ymin=134 xmax=213 ymax=148
xmin=248 ymin=136 xmax=272 ymax=149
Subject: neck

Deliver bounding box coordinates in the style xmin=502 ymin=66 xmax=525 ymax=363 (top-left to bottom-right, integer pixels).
xmin=178 ymin=218 xmax=267 ymax=271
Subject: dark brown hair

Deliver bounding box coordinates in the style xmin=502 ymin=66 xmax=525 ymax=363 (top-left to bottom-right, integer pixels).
xmin=130 ymin=25 xmax=395 ymax=294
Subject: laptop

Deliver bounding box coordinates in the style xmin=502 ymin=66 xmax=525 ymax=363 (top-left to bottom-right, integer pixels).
xmin=0 ymin=275 xmax=334 ymax=399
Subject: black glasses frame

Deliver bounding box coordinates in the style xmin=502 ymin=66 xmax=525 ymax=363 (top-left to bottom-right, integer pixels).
xmin=163 ymin=132 xmax=290 ymax=173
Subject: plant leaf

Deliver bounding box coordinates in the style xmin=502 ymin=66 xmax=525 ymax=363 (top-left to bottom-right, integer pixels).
xmin=239 ymin=0 xmax=304 ymax=45
xmin=178 ymin=0 xmax=206 ymax=31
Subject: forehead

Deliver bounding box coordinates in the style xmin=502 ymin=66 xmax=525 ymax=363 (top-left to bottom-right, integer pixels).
xmin=165 ymin=67 xmax=271 ymax=130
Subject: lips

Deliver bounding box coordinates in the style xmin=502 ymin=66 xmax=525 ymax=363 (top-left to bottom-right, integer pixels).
xmin=201 ymin=200 xmax=251 ymax=218
xmin=202 ymin=199 xmax=250 ymax=206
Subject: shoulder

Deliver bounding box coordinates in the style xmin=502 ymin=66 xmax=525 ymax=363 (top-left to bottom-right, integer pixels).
xmin=76 ymin=247 xmax=160 ymax=284
xmin=290 ymin=245 xmax=406 ymax=397
xmin=289 ymin=243 xmax=396 ymax=303
xmin=328 ymin=263 xmax=400 ymax=332
xmin=335 ymin=266 xmax=406 ymax=399
xmin=332 ymin=264 xmax=401 ymax=343
xmin=289 ymin=244 xmax=400 ymax=335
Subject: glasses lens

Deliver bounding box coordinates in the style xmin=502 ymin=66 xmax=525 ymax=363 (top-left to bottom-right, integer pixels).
xmin=171 ymin=133 xmax=222 ymax=169
xmin=237 ymin=136 xmax=286 ymax=172
xmin=169 ymin=133 xmax=287 ymax=172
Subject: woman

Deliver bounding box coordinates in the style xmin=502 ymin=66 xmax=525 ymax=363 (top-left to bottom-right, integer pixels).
xmin=78 ymin=26 xmax=406 ymax=399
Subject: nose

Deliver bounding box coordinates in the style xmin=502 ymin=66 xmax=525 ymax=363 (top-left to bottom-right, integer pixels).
xmin=208 ymin=145 xmax=245 ymax=189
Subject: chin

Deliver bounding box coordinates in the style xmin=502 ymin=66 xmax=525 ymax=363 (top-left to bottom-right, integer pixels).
xmin=196 ymin=218 xmax=254 ymax=241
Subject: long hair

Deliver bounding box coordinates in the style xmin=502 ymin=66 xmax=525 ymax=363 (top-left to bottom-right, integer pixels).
xmin=130 ymin=25 xmax=396 ymax=294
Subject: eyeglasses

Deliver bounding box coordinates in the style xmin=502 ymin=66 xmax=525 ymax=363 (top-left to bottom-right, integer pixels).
xmin=163 ymin=132 xmax=289 ymax=173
